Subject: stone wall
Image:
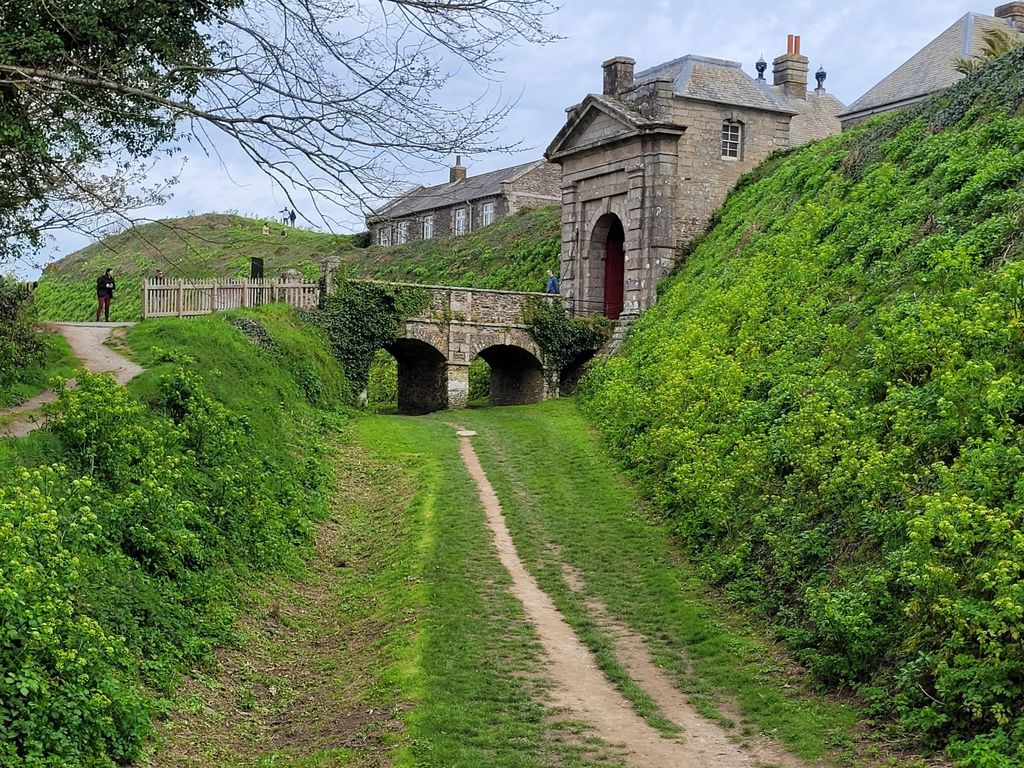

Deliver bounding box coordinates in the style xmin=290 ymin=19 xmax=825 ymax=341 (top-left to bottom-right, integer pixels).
xmin=670 ymin=100 xmax=791 ymax=246
xmin=395 ymin=284 xmax=558 ymax=411
xmin=506 ymin=162 xmax=561 ymax=213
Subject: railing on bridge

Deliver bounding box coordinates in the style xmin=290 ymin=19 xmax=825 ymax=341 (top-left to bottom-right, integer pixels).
xmin=142 ymin=278 xmax=320 ymax=319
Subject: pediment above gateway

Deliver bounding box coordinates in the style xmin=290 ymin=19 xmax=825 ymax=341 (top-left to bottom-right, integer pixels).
xmin=546 ymin=97 xmax=648 ymax=157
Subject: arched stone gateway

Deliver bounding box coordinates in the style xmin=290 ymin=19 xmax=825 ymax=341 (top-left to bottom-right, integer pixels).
xmin=386 ymin=338 xmax=448 ymax=415
xmin=476 ymin=345 xmax=546 ymax=406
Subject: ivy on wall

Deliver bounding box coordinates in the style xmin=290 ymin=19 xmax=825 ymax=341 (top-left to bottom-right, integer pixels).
xmin=523 ymin=297 xmax=612 ymax=386
xmin=311 ymin=280 xmax=429 ymax=394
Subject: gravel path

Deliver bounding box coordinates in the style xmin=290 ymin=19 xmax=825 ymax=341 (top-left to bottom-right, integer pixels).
xmin=0 ymin=323 xmax=142 ymax=439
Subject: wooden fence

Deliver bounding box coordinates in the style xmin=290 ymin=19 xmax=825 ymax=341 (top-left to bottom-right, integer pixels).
xmin=142 ymin=278 xmax=320 ymax=319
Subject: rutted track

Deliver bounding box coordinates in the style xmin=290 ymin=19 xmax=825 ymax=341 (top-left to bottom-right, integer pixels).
xmin=456 ymin=429 xmax=803 ymax=768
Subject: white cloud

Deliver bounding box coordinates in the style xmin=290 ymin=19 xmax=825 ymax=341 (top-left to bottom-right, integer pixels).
xmin=18 ymin=0 xmax=993 ymax=279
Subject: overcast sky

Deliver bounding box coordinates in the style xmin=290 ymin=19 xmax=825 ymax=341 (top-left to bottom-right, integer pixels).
xmin=19 ymin=0 xmax=994 ymax=278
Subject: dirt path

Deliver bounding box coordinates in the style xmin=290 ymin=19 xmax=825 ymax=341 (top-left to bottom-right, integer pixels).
xmin=457 ymin=430 xmax=804 ymax=768
xmin=0 ymin=323 xmax=142 ymax=438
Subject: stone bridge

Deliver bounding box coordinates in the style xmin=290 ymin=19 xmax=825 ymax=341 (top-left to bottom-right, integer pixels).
xmin=367 ymin=283 xmax=597 ymax=414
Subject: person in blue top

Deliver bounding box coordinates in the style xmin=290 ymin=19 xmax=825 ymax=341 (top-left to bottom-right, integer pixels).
xmin=545 ymin=270 xmax=559 ymax=294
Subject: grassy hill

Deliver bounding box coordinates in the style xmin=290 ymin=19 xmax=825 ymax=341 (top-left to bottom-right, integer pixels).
xmin=34 ymin=206 xmax=560 ymax=321
xmin=583 ymin=48 xmax=1024 ymax=765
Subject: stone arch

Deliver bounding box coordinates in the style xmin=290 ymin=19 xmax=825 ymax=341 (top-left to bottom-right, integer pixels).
xmin=586 ymin=212 xmax=626 ymax=319
xmin=385 ymin=338 xmax=448 ymax=414
xmin=474 ymin=344 xmax=546 ymax=406
xmin=559 ymin=349 xmax=598 ymax=395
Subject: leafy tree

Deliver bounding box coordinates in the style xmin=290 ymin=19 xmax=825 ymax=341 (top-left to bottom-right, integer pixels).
xmin=0 ymin=0 xmax=556 ymax=266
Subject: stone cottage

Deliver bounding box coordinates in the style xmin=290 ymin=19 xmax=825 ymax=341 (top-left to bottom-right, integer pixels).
xmin=840 ymin=3 xmax=1024 ymax=128
xmin=366 ymin=158 xmax=560 ymax=246
xmin=545 ymin=37 xmax=844 ymax=321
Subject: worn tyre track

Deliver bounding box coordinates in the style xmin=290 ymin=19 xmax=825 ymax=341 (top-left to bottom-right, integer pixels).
xmin=457 ymin=430 xmax=797 ymax=768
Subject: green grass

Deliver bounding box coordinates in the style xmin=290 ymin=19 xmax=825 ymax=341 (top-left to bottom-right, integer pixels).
xmin=34 ymin=275 xmax=143 ymax=322
xmin=35 ymin=207 xmax=559 ymax=321
xmin=122 ymin=304 xmax=349 ymax=462
xmin=445 ymin=400 xmax=869 ymax=764
xmin=356 ymin=415 xmax=625 ymax=768
xmin=0 ymin=331 xmax=79 ymax=408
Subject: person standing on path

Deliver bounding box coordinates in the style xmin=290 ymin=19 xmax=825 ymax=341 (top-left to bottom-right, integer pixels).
xmin=95 ymin=269 xmax=115 ymax=321
xmin=545 ymin=270 xmax=559 ymax=294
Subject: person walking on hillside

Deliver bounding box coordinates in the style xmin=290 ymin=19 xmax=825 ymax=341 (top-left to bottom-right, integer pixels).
xmin=288 ymin=208 xmax=297 ymax=227
xmin=95 ymin=269 xmax=115 ymax=321
xmin=545 ymin=270 xmax=559 ymax=294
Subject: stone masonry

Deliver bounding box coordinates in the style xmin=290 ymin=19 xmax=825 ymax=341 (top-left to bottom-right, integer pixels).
xmin=342 ymin=281 xmax=565 ymax=414
xmin=546 ymin=37 xmax=844 ymax=324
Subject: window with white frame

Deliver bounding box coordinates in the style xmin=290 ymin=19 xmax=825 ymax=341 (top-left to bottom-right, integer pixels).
xmin=455 ymin=207 xmax=468 ymax=235
xmin=422 ymin=215 xmax=434 ymax=240
xmin=721 ymin=121 xmax=742 ymax=159
xmin=396 ymin=221 xmax=408 ymax=244
xmin=482 ymin=202 xmax=495 ymax=227
xmin=378 ymin=227 xmax=391 ymax=246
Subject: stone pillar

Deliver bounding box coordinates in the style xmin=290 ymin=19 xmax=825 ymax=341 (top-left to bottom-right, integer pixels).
xmin=624 ymin=164 xmax=646 ymax=318
xmin=559 ymin=181 xmax=579 ymax=308
xmin=448 ymin=363 xmax=469 ymax=409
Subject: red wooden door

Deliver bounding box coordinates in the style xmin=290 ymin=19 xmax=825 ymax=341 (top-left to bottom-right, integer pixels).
xmin=604 ymin=219 xmax=625 ymax=319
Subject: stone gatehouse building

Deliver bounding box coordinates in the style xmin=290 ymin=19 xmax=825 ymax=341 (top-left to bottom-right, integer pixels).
xmin=546 ymin=37 xmax=844 ymax=321
xmin=366 ymin=158 xmax=560 ymax=246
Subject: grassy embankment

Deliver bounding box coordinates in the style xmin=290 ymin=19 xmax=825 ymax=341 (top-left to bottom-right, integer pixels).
xmin=584 ymin=47 xmax=1024 ymax=765
xmin=34 ymin=206 xmax=560 ymax=322
xmin=0 ymin=331 xmax=77 ymax=411
xmin=0 ymin=305 xmax=350 ymax=767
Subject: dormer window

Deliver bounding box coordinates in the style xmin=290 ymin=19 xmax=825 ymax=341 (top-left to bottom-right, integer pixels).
xmin=721 ymin=121 xmax=742 ymax=159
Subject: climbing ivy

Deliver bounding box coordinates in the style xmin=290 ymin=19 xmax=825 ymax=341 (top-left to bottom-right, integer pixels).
xmin=523 ymin=297 xmax=612 ymax=386
xmin=312 ymin=280 xmax=430 ymax=394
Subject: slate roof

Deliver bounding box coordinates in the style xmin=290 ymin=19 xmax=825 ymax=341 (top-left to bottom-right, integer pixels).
xmin=630 ymin=53 xmax=843 ymax=144
xmin=635 ymin=55 xmax=797 ymax=114
xmin=369 ymin=160 xmax=546 ymax=221
xmin=841 ymin=12 xmax=1019 ymax=120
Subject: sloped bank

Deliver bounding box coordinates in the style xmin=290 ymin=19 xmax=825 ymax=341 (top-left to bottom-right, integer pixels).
xmin=582 ymin=48 xmax=1024 ymax=766
xmin=0 ymin=305 xmax=349 ymax=767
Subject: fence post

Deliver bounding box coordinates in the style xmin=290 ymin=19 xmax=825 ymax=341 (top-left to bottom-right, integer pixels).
xmin=141 ymin=280 xmax=148 ymax=319
xmin=211 ymin=279 xmax=219 ymax=312
xmin=176 ymin=279 xmax=184 ymax=317
xmin=271 ymin=279 xmax=278 ymax=303
xmin=242 ymin=280 xmax=249 ymax=308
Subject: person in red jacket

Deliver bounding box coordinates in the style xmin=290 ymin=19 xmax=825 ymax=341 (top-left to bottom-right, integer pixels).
xmin=95 ymin=269 xmax=115 ymax=321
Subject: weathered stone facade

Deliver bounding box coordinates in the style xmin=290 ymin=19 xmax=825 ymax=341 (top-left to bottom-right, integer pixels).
xmin=336 ymin=282 xmax=559 ymax=413
xmin=546 ymin=39 xmax=844 ymax=322
xmin=366 ymin=159 xmax=560 ymax=246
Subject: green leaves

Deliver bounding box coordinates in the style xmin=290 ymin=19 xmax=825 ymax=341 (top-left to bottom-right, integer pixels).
xmin=583 ymin=68 xmax=1024 ymax=763
xmin=1 ymin=355 xmax=328 ymax=765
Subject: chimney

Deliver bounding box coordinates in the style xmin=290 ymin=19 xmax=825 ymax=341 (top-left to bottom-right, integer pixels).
xmin=602 ymin=56 xmax=635 ymax=97
xmin=995 ymin=2 xmax=1024 ymax=30
xmin=773 ymin=34 xmax=810 ymax=100
xmin=450 ymin=155 xmax=467 ymax=183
